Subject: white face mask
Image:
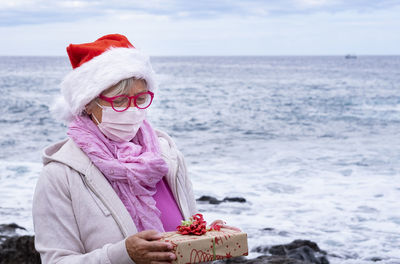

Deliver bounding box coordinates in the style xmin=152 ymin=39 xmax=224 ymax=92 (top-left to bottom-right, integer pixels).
xmin=92 ymin=103 xmax=147 ymax=142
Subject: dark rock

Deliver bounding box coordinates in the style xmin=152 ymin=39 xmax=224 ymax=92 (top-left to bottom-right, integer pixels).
xmin=196 ymin=195 xmax=222 ymax=204
xmin=0 ymin=223 xmax=27 ymax=234
xmin=261 ymin=228 xmax=275 ymax=231
xmin=269 ymin=240 xmax=324 ymax=254
xmin=0 ymin=223 xmax=29 ymax=245
xmin=286 ymin=246 xmax=321 ymax=263
xmin=216 ymin=255 xmax=313 ymax=263
xmin=246 ymin=255 xmax=308 ymax=264
xmin=223 ymin=197 xmax=247 ymax=203
xmin=0 ymin=223 xmax=27 ymax=242
xmin=319 ymin=257 xmax=329 ymax=264
xmin=252 ymin=240 xmax=329 ymax=264
xmin=0 ymin=235 xmax=41 ymax=264
xmin=196 ymin=195 xmax=247 ymax=205
xmin=253 ymin=245 xmax=269 ymax=254
xmin=0 ymin=223 xmax=40 ymax=264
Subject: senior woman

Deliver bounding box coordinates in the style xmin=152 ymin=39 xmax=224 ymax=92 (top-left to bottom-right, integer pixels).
xmin=32 ymin=34 xmax=197 ymax=264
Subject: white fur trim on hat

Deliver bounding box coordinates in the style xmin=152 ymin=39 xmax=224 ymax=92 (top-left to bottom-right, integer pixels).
xmin=51 ymin=47 xmax=158 ymax=123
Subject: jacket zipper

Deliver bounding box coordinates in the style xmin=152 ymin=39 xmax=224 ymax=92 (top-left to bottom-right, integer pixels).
xmin=80 ymin=171 xmax=129 ymax=237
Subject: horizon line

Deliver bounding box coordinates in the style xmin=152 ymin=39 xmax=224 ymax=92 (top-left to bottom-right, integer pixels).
xmin=1 ymin=54 xmax=399 ymax=57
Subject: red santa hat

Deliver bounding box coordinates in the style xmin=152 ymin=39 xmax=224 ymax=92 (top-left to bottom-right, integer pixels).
xmin=52 ymin=34 xmax=157 ymax=122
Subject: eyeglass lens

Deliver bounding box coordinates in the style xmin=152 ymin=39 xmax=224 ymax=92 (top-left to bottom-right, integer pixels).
xmin=111 ymin=93 xmax=152 ymax=110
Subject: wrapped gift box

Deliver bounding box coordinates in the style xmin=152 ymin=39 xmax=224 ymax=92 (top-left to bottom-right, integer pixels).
xmin=159 ymin=228 xmax=248 ymax=264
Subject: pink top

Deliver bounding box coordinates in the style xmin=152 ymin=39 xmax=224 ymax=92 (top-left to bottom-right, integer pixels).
xmin=153 ymin=177 xmax=184 ymax=231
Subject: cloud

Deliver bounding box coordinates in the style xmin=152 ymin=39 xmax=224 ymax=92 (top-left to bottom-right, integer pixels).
xmin=1 ymin=0 xmax=400 ymax=26
xmin=0 ymin=0 xmax=399 ymax=55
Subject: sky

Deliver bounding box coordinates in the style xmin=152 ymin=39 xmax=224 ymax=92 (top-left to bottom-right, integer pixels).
xmin=0 ymin=0 xmax=399 ymax=56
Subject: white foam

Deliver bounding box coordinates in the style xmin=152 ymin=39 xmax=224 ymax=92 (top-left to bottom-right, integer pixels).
xmin=0 ymin=160 xmax=42 ymax=234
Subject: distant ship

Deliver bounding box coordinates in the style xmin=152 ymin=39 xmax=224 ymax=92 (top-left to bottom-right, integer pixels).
xmin=345 ymin=54 xmax=357 ymax=59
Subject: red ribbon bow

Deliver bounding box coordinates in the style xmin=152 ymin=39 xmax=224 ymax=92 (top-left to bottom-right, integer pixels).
xmin=177 ymin=214 xmax=222 ymax=235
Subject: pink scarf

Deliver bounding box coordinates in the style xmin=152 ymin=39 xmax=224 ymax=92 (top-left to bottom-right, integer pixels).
xmin=67 ymin=115 xmax=169 ymax=232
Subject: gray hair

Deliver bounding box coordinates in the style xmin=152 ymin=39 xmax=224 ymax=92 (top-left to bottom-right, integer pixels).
xmin=102 ymin=77 xmax=147 ymax=97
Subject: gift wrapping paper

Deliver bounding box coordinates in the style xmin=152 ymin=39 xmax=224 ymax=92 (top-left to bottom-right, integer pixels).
xmin=159 ymin=228 xmax=248 ymax=264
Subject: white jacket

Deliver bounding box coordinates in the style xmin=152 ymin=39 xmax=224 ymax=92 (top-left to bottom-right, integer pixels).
xmin=32 ymin=130 xmax=197 ymax=264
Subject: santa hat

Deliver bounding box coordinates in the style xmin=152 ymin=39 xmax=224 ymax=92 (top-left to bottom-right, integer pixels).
xmin=51 ymin=34 xmax=157 ymax=123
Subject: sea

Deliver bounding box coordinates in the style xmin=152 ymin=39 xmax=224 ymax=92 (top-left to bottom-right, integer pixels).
xmin=0 ymin=55 xmax=399 ymax=263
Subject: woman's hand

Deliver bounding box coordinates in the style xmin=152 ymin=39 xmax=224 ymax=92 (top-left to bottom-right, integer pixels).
xmin=125 ymin=230 xmax=176 ymax=264
xmin=210 ymin=220 xmax=242 ymax=232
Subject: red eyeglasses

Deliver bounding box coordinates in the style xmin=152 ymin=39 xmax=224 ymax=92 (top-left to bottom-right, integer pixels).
xmin=99 ymin=91 xmax=154 ymax=112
